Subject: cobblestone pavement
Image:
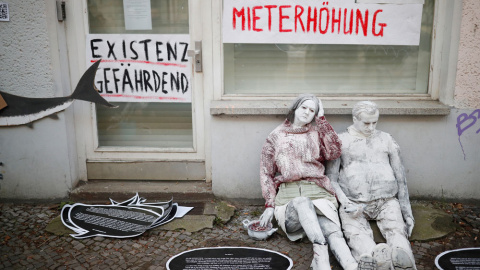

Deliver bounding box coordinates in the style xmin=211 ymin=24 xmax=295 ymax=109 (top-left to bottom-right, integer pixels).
xmin=1 ymin=201 xmax=479 ymax=270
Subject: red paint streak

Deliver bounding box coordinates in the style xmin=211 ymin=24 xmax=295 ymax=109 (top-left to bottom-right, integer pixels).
xmin=90 ymin=59 xmax=187 ymax=68
xmin=101 ymin=94 xmax=187 ymax=101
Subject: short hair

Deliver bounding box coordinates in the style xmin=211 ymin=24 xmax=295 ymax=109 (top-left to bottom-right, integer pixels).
xmin=352 ymin=101 xmax=379 ymax=119
xmin=286 ymin=94 xmax=320 ymax=124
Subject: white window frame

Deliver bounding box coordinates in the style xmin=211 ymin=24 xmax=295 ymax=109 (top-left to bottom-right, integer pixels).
xmin=64 ymin=0 xmax=208 ymax=175
xmin=211 ymin=0 xmax=462 ymax=106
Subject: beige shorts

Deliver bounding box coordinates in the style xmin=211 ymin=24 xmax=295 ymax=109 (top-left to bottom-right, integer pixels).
xmin=274 ymin=181 xmax=340 ymax=241
xmin=275 ymin=180 xmax=338 ymax=208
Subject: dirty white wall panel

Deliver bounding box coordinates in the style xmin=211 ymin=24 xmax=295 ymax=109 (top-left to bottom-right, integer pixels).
xmin=0 ymin=117 xmax=73 ymax=200
xmin=211 ymin=112 xmax=480 ymax=202
xmin=0 ymin=0 xmax=76 ymax=200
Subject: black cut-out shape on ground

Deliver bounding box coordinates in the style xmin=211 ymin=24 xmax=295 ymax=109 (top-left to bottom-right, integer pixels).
xmin=60 ymin=193 xmax=191 ymax=239
xmin=166 ymin=247 xmax=293 ymax=270
xmin=151 ymin=203 xmax=177 ymax=228
xmin=435 ymin=247 xmax=480 ymax=270
xmin=61 ymin=203 xmax=164 ymax=239
xmin=108 ymin=193 xmax=177 ymax=228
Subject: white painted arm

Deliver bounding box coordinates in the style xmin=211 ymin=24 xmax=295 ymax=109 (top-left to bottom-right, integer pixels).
xmin=326 ymin=158 xmax=351 ymax=206
xmin=389 ymin=136 xmax=415 ymax=235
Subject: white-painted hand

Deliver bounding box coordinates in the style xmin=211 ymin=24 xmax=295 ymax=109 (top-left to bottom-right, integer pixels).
xmin=405 ymin=217 xmax=414 ymax=237
xmin=318 ymin=99 xmax=325 ymax=117
xmin=259 ymin=207 xmax=274 ymax=227
xmin=343 ymin=200 xmax=363 ymax=217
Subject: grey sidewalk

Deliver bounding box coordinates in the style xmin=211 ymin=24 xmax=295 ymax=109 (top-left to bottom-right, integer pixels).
xmin=1 ymin=200 xmax=479 ymax=270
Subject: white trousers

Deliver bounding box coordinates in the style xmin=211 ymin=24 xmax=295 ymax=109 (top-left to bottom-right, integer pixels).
xmin=339 ymin=198 xmax=415 ymax=267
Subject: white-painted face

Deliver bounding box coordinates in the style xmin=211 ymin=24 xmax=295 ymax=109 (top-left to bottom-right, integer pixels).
xmin=353 ymin=111 xmax=379 ymax=136
xmin=293 ymin=100 xmax=316 ymax=127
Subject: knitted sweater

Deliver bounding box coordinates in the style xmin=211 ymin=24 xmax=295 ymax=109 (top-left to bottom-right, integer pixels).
xmin=260 ymin=116 xmax=342 ymax=208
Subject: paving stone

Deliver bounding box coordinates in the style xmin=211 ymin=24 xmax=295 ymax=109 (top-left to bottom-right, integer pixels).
xmin=1 ymin=201 xmax=479 ymax=269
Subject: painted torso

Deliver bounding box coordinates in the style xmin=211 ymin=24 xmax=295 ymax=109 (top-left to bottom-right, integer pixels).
xmin=338 ymin=129 xmax=399 ymax=202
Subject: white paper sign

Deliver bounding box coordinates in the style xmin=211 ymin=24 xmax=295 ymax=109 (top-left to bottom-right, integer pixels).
xmin=123 ymin=0 xmax=152 ymax=30
xmin=0 ymin=3 xmax=9 ymax=22
xmin=86 ymin=34 xmax=191 ymax=103
xmin=223 ymin=0 xmax=423 ymax=45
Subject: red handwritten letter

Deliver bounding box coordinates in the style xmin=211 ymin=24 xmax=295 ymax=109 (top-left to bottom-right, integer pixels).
xmin=265 ymin=5 xmax=278 ymax=31
xmin=319 ymin=7 xmax=329 ymax=34
xmin=252 ymin=6 xmax=263 ymax=32
xmin=372 ymin=9 xmax=386 ymax=37
xmin=233 ymin=7 xmax=245 ymax=31
xmin=344 ymin=8 xmax=353 ymax=34
xmin=331 ymin=8 xmax=341 ymax=34
xmin=295 ymin=5 xmax=305 ymax=32
xmin=279 ymin=5 xmax=292 ymax=32
xmin=356 ymin=9 xmax=369 ymax=36
xmin=307 ymin=7 xmax=317 ymax=33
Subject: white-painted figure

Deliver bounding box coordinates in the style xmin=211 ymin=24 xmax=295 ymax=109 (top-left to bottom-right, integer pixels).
xmin=259 ymin=94 xmax=358 ymax=270
xmin=326 ymin=101 xmax=417 ymax=270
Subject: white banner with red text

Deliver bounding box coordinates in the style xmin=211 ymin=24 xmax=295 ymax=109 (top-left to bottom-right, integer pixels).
xmin=86 ymin=34 xmax=191 ymax=103
xmin=223 ymin=0 xmax=423 ymax=45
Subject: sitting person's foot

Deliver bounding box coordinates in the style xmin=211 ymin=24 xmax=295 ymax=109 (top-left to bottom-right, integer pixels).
xmin=358 ymin=253 xmax=376 ymax=270
xmin=392 ymin=247 xmax=416 ymax=270
xmin=372 ymin=243 xmax=392 ymax=270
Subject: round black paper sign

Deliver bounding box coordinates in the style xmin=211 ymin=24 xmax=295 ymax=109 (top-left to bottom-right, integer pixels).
xmin=435 ymin=248 xmax=480 ymax=270
xmin=167 ymin=247 xmax=293 ymax=270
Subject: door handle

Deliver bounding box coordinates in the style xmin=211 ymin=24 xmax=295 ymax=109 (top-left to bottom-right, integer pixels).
xmin=187 ymin=41 xmax=202 ymax=73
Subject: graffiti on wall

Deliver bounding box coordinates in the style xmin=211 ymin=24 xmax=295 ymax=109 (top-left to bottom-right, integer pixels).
xmin=456 ymin=109 xmax=480 ymax=160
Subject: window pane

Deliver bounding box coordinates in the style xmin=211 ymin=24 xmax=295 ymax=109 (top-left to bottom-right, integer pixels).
xmin=224 ymin=0 xmax=434 ymax=95
xmin=88 ymin=0 xmax=189 ymax=34
xmin=97 ymin=102 xmax=193 ymax=148
xmin=87 ymin=0 xmax=192 ymax=148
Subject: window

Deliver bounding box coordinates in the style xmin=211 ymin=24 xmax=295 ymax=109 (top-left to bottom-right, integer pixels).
xmin=88 ymin=0 xmax=193 ymax=148
xmin=223 ymin=0 xmax=434 ymax=96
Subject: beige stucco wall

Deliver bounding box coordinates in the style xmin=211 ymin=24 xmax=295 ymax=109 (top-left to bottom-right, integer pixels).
xmin=455 ymin=0 xmax=480 ymax=109
xmin=0 ymin=0 xmax=55 ymax=97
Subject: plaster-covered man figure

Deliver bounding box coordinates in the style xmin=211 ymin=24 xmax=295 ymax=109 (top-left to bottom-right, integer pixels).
xmin=259 ymin=94 xmax=359 ymax=270
xmin=326 ymin=101 xmax=416 ymax=270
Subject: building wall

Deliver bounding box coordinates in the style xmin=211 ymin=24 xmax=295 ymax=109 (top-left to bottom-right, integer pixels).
xmin=455 ymin=0 xmax=480 ymax=109
xmin=0 ymin=0 xmax=478 ymax=202
xmin=211 ymin=110 xmax=480 ymax=203
xmin=212 ymin=1 xmax=480 ymax=203
xmin=0 ymin=0 xmax=76 ymax=201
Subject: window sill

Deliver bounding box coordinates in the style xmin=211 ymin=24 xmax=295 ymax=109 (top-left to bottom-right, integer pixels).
xmin=210 ymin=100 xmax=451 ymax=116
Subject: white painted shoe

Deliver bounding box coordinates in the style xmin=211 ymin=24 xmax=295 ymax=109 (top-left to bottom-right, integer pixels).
xmin=358 ymin=253 xmax=376 ymax=270
xmin=391 ymin=247 xmax=415 ymax=270
xmin=372 ymin=243 xmax=392 ymax=270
